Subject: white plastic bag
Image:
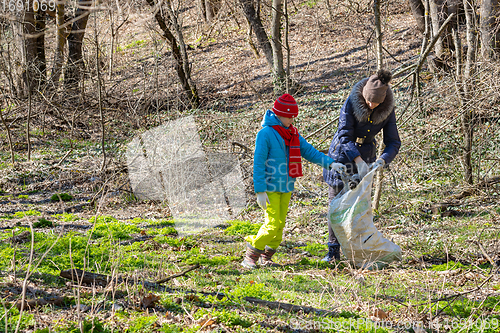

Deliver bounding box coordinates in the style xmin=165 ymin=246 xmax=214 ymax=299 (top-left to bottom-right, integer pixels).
xmin=328 ymin=166 xmax=402 ymax=270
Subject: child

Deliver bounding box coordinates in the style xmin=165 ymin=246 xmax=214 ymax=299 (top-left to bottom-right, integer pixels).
xmin=242 ymin=94 xmax=346 ymax=268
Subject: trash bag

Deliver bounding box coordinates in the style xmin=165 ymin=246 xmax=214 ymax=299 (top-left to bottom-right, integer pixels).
xmin=328 ymin=165 xmax=402 ymax=270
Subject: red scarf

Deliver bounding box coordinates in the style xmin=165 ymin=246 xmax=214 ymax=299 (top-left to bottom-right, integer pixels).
xmin=272 ymin=125 xmax=303 ymax=178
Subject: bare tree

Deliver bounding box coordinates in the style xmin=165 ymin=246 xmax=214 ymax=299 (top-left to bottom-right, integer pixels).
xmin=50 ymin=0 xmax=69 ymax=88
xmin=480 ymin=0 xmax=500 ymax=59
xmin=146 ymin=0 xmax=200 ymax=108
xmin=238 ymin=0 xmax=274 ymax=68
xmin=461 ymin=0 xmax=477 ymax=184
xmin=64 ymin=0 xmax=92 ymax=88
xmin=373 ymin=0 xmax=384 ymax=211
xmin=408 ymin=0 xmax=426 ymax=33
xmin=270 ymin=0 xmax=285 ymax=91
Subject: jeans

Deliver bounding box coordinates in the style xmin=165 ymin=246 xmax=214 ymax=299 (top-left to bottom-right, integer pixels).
xmin=327 ymin=185 xmax=341 ymax=244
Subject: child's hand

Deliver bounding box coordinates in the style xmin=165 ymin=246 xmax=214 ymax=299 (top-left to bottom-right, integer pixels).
xmin=330 ymin=162 xmax=347 ymax=174
xmin=256 ymin=192 xmax=270 ymax=210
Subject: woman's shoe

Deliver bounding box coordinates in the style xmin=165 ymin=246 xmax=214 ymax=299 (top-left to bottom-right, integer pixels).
xmin=321 ymin=242 xmax=340 ymax=262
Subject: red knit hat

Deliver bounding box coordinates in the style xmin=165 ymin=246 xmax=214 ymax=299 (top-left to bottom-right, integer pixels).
xmin=272 ymin=94 xmax=299 ymax=118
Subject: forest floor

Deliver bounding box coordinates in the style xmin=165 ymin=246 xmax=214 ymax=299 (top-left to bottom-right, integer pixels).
xmin=1 ymin=0 xmax=500 ymax=332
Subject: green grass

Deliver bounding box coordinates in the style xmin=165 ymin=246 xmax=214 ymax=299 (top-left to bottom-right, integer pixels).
xmin=224 ymin=220 xmax=261 ymax=236
xmin=52 ymin=212 xmax=79 ymax=222
xmin=50 ymin=193 xmax=73 ymax=202
xmin=33 ymin=218 xmax=54 ymax=228
xmin=12 ymin=209 xmax=41 ymax=218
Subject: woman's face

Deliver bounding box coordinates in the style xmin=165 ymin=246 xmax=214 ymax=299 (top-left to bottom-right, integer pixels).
xmin=366 ymin=100 xmax=380 ymax=109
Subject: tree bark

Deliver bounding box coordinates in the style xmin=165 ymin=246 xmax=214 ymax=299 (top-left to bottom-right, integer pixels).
xmin=64 ymin=0 xmax=91 ymax=88
xmin=270 ymin=0 xmax=285 ymax=92
xmin=164 ymin=0 xmax=200 ymax=108
xmin=480 ymin=0 xmax=499 ymax=59
xmin=462 ymin=0 xmax=476 ymax=185
xmin=146 ymin=0 xmax=200 ymax=108
xmin=239 ymin=0 xmax=274 ymax=69
xmin=373 ymin=0 xmax=384 ymax=211
xmin=20 ymin=7 xmax=38 ymax=96
xmin=50 ymin=2 xmax=68 ymax=88
xmin=428 ymin=0 xmax=446 ymax=58
xmin=34 ymin=9 xmax=47 ymax=89
xmin=408 ymin=0 xmax=426 ymax=33
xmin=374 ymin=0 xmax=384 ymax=69
xmin=205 ymin=0 xmax=222 ymax=22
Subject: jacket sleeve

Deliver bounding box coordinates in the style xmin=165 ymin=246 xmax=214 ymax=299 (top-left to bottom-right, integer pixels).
xmin=379 ymin=110 xmax=401 ymax=164
xmin=299 ymin=135 xmax=334 ymax=169
xmin=337 ymin=99 xmax=361 ymax=161
xmin=253 ymin=129 xmax=269 ymax=193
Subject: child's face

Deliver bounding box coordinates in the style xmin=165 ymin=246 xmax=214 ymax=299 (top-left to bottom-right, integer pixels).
xmin=277 ymin=115 xmax=294 ymax=128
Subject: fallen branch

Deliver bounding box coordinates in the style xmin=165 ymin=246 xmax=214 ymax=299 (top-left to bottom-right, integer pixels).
xmin=155 ymin=263 xmax=200 ymax=284
xmin=476 ymin=241 xmax=498 ymax=269
xmin=243 ymin=296 xmax=337 ymax=316
xmin=60 ymin=269 xmax=122 ymax=286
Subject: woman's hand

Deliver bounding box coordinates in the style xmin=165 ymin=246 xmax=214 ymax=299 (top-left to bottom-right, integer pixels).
xmin=354 ymin=156 xmax=369 ymax=179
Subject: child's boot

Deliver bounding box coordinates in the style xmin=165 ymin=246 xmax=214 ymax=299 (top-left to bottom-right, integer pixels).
xmin=321 ymin=242 xmax=340 ymax=262
xmin=260 ymin=246 xmax=281 ymax=267
xmin=241 ymin=243 xmax=264 ymax=269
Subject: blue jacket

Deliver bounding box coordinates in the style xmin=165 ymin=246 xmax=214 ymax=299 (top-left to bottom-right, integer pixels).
xmin=323 ymin=78 xmax=401 ymax=189
xmin=254 ymin=110 xmax=334 ymax=193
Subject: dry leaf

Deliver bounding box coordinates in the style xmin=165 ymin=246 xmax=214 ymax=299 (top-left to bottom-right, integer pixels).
xmin=141 ymin=293 xmax=160 ymax=308
xmin=372 ymin=308 xmax=389 ymax=320
xmin=185 ymin=294 xmax=200 ymax=302
xmin=140 ymin=230 xmax=146 ymax=235
xmin=196 ymin=315 xmax=218 ymax=330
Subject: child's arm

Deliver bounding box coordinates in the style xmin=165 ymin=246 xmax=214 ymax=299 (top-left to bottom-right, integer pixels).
xmin=299 ymin=135 xmax=343 ymax=172
xmin=253 ymin=130 xmax=270 ymax=193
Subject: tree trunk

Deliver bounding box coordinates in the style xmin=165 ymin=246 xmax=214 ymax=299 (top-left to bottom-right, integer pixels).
xmin=428 ymin=0 xmax=446 ymax=58
xmin=374 ymin=0 xmax=384 ymax=69
xmin=373 ymin=0 xmax=384 ymax=211
xmin=50 ymin=2 xmax=68 ymax=88
xmin=462 ymin=0 xmax=476 ymax=185
xmin=146 ymin=0 xmax=200 ymax=109
xmin=480 ymin=0 xmax=499 ymax=59
xmin=239 ymin=0 xmax=274 ymax=69
xmin=205 ymin=0 xmax=222 ymax=22
xmin=64 ymin=0 xmax=91 ymax=88
xmin=198 ymin=0 xmax=207 ymax=23
xmin=35 ymin=9 xmax=47 ymax=88
xmin=20 ymin=8 xmax=38 ymax=96
xmin=270 ymin=0 xmax=285 ymax=92
xmin=408 ymin=0 xmax=426 ymax=33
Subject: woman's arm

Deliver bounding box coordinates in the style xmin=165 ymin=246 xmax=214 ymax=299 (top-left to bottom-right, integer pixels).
xmin=379 ymin=110 xmax=401 ymax=164
xmin=337 ymin=99 xmax=362 ymax=162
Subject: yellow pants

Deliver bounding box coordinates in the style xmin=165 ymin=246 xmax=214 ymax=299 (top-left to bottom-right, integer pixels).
xmin=245 ymin=191 xmax=292 ymax=251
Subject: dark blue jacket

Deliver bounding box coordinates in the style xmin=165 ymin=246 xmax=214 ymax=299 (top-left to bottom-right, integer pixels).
xmin=323 ymin=78 xmax=401 ymax=189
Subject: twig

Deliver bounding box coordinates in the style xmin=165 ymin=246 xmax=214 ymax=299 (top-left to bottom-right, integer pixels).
xmin=155 ymin=263 xmax=200 ymax=284
xmin=475 ymin=241 xmax=498 ymax=268
xmin=304 ymin=116 xmax=339 ymax=140
xmin=414 ymin=267 xmax=499 ymax=307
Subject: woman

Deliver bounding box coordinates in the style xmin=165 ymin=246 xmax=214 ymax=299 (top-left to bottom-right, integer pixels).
xmin=322 ymin=69 xmax=401 ymax=262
